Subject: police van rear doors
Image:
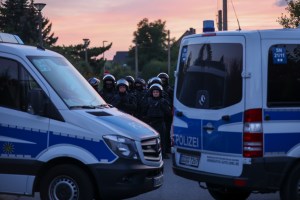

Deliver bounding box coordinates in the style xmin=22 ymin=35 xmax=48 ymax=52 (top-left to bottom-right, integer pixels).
xmin=173 ymin=34 xmax=246 ymax=176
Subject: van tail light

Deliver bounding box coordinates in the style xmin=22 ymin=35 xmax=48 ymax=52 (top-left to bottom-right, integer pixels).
xmin=243 ymin=109 xmax=263 ymax=158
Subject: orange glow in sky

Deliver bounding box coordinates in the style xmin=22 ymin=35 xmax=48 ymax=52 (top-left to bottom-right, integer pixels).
xmin=39 ymin=0 xmax=288 ymax=59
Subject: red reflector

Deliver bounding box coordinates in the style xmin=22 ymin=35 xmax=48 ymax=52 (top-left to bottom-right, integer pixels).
xmin=202 ymin=33 xmax=216 ymax=37
xmin=244 ymin=132 xmax=263 ymax=142
xmin=234 ymin=179 xmax=247 ymax=187
xmin=244 ymin=108 xmax=262 ymax=122
xmin=243 ymin=150 xmax=263 ymax=157
xmin=243 ymin=132 xmax=263 ymax=157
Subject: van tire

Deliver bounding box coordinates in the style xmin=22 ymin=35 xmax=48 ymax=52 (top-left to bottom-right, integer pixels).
xmin=40 ymin=164 xmax=95 ymax=200
xmin=280 ymin=164 xmax=300 ymax=200
xmin=207 ymin=183 xmax=251 ymax=200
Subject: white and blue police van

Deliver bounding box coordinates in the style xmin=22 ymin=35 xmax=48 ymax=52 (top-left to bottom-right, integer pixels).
xmin=172 ymin=21 xmax=300 ymax=200
xmin=0 ymin=33 xmax=163 ymax=200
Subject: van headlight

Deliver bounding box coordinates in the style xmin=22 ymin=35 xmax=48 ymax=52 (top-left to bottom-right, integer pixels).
xmin=103 ymin=135 xmax=139 ymax=159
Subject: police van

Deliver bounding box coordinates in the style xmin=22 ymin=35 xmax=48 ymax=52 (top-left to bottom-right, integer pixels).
xmin=0 ymin=33 xmax=163 ymax=200
xmin=172 ymin=22 xmax=300 ymax=200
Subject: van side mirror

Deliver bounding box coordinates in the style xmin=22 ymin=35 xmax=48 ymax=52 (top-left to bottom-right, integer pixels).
xmin=27 ymin=88 xmax=64 ymax=121
xmin=27 ymin=88 xmax=46 ymax=115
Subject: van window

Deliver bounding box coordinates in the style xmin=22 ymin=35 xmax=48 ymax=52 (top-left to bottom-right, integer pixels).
xmin=0 ymin=57 xmax=40 ymax=111
xmin=29 ymin=56 xmax=106 ymax=108
xmin=267 ymin=44 xmax=300 ymax=107
xmin=176 ymin=43 xmax=243 ymax=109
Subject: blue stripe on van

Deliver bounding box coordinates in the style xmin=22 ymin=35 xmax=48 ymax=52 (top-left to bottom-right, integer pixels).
xmin=264 ymin=110 xmax=300 ymax=153
xmin=0 ymin=125 xmax=116 ymax=162
xmin=265 ymin=132 xmax=300 ymax=153
xmin=0 ymin=125 xmax=47 ymax=157
xmin=264 ymin=109 xmax=300 ymax=121
xmin=49 ymin=132 xmax=116 ymax=162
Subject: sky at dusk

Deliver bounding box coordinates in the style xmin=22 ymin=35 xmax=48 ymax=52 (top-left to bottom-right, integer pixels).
xmin=38 ymin=0 xmax=289 ymax=59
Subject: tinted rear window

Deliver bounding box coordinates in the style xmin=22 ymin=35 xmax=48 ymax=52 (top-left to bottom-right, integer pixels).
xmin=267 ymin=44 xmax=300 ymax=107
xmin=176 ymin=43 xmax=243 ymax=109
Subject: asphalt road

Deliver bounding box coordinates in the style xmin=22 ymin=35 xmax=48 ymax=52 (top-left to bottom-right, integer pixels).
xmin=0 ymin=157 xmax=280 ymax=200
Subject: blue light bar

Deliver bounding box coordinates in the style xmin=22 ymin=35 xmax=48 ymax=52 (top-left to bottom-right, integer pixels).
xmin=203 ymin=20 xmax=215 ymax=32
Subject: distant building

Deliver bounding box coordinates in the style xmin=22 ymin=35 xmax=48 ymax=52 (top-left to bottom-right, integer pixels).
xmin=176 ymin=28 xmax=196 ymax=44
xmin=113 ymin=51 xmax=129 ymax=67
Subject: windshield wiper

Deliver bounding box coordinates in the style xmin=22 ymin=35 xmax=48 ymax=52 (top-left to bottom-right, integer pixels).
xmin=95 ymin=104 xmax=112 ymax=108
xmin=69 ymin=104 xmax=112 ymax=110
xmin=69 ymin=105 xmax=97 ymax=109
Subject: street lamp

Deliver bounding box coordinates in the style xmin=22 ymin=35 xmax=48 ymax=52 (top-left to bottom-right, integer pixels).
xmin=33 ymin=3 xmax=46 ymax=47
xmin=83 ymin=38 xmax=89 ymax=64
xmin=102 ymin=40 xmax=108 ymax=73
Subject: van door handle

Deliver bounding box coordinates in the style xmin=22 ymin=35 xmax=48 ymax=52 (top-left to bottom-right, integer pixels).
xmin=203 ymin=125 xmax=214 ymax=131
xmin=203 ymin=123 xmax=215 ymax=133
xmin=222 ymin=115 xmax=230 ymax=121
xmin=176 ymin=111 xmax=183 ymax=117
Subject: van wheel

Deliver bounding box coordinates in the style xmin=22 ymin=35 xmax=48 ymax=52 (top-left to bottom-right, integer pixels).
xmin=207 ymin=183 xmax=251 ymax=200
xmin=40 ymin=164 xmax=95 ymax=200
xmin=280 ymin=164 xmax=300 ymax=200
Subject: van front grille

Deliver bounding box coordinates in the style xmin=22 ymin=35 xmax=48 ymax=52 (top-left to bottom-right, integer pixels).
xmin=141 ymin=138 xmax=161 ymax=162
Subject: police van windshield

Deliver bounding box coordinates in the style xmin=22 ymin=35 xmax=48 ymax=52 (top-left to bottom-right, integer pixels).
xmin=29 ymin=56 xmax=106 ymax=108
xmin=176 ymin=43 xmax=243 ymax=109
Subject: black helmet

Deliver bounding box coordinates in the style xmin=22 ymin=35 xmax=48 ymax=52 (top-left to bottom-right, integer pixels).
xmin=125 ymin=75 xmax=135 ymax=84
xmin=134 ymin=78 xmax=146 ymax=90
xmin=148 ymin=77 xmax=162 ymax=88
xmin=135 ymin=78 xmax=146 ymax=85
xmin=125 ymin=75 xmax=135 ymax=90
xmin=157 ymin=72 xmax=169 ymax=85
xmin=157 ymin=72 xmax=169 ymax=79
xmin=88 ymin=77 xmax=100 ymax=86
xmin=103 ymin=74 xmax=116 ymax=88
xmin=116 ymin=78 xmax=129 ymax=90
xmin=103 ymin=74 xmax=116 ymax=83
xmin=149 ymin=83 xmax=163 ymax=96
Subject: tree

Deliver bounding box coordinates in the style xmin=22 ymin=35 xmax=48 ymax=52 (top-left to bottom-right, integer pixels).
xmin=128 ymin=18 xmax=170 ymax=72
xmin=277 ymin=0 xmax=300 ymax=28
xmin=51 ymin=42 xmax=112 ymax=78
xmin=0 ymin=0 xmax=58 ymax=46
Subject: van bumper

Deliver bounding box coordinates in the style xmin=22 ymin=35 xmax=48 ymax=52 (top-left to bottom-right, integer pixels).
xmin=172 ymin=153 xmax=294 ymax=192
xmin=89 ymin=159 xmax=164 ymax=199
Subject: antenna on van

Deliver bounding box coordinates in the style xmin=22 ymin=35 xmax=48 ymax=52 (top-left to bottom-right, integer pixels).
xmin=231 ymin=0 xmax=241 ymax=31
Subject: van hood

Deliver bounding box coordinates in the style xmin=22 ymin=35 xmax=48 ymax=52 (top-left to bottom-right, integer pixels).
xmin=71 ymin=108 xmax=158 ymax=141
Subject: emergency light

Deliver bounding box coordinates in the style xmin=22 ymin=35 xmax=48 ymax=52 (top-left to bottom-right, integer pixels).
xmin=203 ymin=20 xmax=215 ymax=32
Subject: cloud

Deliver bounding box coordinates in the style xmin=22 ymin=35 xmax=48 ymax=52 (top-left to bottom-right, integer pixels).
xmin=274 ymin=0 xmax=289 ymax=7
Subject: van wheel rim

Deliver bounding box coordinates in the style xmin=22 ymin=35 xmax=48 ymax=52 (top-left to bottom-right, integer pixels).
xmin=49 ymin=176 xmax=79 ymax=200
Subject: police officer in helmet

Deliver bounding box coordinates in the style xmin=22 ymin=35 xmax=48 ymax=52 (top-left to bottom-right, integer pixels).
xmin=111 ymin=78 xmax=137 ymax=115
xmin=142 ymin=83 xmax=172 ymax=159
xmin=99 ymin=74 xmax=116 ymax=104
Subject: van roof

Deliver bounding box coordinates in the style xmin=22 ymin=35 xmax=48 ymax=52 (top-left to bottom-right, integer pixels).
xmin=184 ymin=28 xmax=300 ymax=40
xmin=0 ymin=42 xmax=61 ymax=58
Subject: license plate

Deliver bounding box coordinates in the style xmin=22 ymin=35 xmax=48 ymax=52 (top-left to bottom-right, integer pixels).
xmin=153 ymin=174 xmax=163 ymax=187
xmin=179 ymin=154 xmax=200 ymax=167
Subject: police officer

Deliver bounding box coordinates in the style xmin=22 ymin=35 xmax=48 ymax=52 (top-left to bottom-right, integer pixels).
xmin=125 ymin=75 xmax=135 ymax=94
xmin=133 ymin=78 xmax=147 ymax=118
xmin=147 ymin=76 xmax=171 ymax=105
xmin=142 ymin=83 xmax=172 ymax=159
xmin=99 ymin=74 xmax=116 ymax=104
xmin=157 ymin=72 xmax=174 ymax=103
xmin=158 ymin=72 xmax=174 ymax=153
xmin=111 ymin=79 xmax=137 ymax=115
